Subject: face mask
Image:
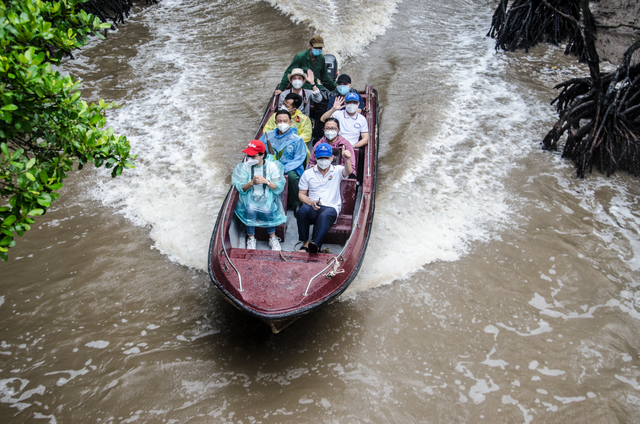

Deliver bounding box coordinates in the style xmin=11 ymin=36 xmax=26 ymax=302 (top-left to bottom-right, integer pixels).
xmin=291 ymin=79 xmax=303 ymax=90
xmin=311 ymin=49 xmax=322 ymax=56
xmin=245 ymin=158 xmax=259 ymax=166
xmin=317 ymin=158 xmax=331 ymax=170
xmin=345 ymin=103 xmax=358 ymax=114
xmin=277 ymin=123 xmax=290 ymax=133
xmin=337 ymin=85 xmax=350 ymax=96
xmin=324 ymin=130 xmax=338 ymax=141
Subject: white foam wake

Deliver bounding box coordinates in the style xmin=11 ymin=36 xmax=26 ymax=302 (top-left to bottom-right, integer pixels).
xmin=265 ymin=0 xmax=402 ymax=60
xmin=349 ymin=19 xmax=556 ymax=291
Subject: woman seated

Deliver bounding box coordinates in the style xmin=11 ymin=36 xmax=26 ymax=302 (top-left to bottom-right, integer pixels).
xmin=308 ymin=118 xmax=356 ymax=178
xmin=232 ymin=140 xmax=286 ymax=251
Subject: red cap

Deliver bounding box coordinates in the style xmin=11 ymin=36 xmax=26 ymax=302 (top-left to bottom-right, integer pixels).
xmin=242 ymin=140 xmax=265 ymax=156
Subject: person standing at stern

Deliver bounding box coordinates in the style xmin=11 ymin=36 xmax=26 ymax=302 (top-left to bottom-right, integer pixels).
xmin=275 ymin=36 xmax=337 ymax=95
xmin=232 ymin=140 xmax=286 ymax=251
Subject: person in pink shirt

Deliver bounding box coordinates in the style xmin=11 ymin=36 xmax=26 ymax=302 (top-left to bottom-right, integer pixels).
xmin=308 ymin=118 xmax=356 ymax=178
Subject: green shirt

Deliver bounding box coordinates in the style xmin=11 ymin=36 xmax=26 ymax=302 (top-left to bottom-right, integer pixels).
xmin=278 ymin=50 xmax=337 ymax=92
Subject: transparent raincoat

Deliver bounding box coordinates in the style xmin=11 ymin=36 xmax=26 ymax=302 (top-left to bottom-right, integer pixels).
xmin=232 ymin=159 xmax=287 ymax=228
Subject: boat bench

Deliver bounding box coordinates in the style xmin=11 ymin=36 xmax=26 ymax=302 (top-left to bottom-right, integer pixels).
xmin=322 ymin=179 xmax=357 ymax=245
xmin=255 ymin=177 xmax=288 ymax=242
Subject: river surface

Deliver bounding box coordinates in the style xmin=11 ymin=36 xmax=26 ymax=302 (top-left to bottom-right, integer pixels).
xmin=2 ymin=0 xmax=640 ymax=422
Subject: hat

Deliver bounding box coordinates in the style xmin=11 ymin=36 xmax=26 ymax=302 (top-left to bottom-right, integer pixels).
xmin=345 ymin=92 xmax=360 ymax=103
xmin=315 ymin=143 xmax=333 ymax=159
xmin=288 ymin=68 xmax=305 ymax=82
xmin=336 ymin=74 xmax=351 ymax=84
xmin=242 ymin=140 xmax=265 ymax=156
xmin=309 ymin=35 xmax=324 ymax=48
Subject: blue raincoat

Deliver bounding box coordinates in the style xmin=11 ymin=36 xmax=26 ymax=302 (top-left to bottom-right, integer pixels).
xmin=259 ymin=128 xmax=306 ymax=176
xmin=232 ymin=159 xmax=287 ymax=228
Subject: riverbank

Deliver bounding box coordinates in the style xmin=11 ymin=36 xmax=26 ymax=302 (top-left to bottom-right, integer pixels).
xmin=593 ymin=0 xmax=639 ymax=65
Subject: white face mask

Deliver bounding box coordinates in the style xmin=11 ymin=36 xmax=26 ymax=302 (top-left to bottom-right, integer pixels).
xmin=317 ymin=158 xmax=332 ymax=170
xmin=245 ymin=158 xmax=259 ymax=166
xmin=324 ymin=130 xmax=338 ymax=141
xmin=291 ymin=79 xmax=303 ymax=90
xmin=277 ymin=123 xmax=290 ymax=133
xmin=345 ymin=103 xmax=358 ymax=114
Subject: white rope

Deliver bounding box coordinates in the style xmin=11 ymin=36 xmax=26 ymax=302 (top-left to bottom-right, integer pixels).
xmin=325 ymin=257 xmax=345 ymax=278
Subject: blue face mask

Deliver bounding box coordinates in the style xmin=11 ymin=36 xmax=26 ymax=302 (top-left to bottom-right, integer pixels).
xmin=311 ymin=49 xmax=322 ymax=56
xmin=337 ymin=85 xmax=350 ymax=95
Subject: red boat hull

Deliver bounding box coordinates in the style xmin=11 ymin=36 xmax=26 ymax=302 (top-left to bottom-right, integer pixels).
xmin=208 ymin=85 xmax=379 ymax=332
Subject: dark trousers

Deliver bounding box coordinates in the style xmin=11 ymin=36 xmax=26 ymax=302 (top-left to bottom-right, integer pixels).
xmin=297 ymin=204 xmax=337 ymax=248
xmin=287 ymin=170 xmax=301 ymax=209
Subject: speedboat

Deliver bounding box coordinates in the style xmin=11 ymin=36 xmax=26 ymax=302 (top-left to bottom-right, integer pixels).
xmin=208 ymin=63 xmax=379 ymax=333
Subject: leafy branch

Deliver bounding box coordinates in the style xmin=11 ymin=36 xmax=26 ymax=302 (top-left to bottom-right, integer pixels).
xmin=0 ymin=0 xmax=136 ymax=261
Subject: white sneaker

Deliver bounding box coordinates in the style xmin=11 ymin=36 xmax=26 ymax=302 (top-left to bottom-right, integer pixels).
xmin=246 ymin=237 xmax=256 ymax=249
xmin=269 ymin=237 xmax=281 ymax=251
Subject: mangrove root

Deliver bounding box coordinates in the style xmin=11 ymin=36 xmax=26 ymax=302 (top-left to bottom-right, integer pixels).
xmin=488 ymin=0 xmax=591 ymax=61
xmin=80 ymin=0 xmax=158 ymax=27
xmin=542 ymin=40 xmax=640 ymax=177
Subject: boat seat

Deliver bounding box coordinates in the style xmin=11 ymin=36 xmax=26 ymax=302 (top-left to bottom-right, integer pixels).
xmin=255 ymin=176 xmax=288 ymax=242
xmin=322 ymin=179 xmax=357 ymax=245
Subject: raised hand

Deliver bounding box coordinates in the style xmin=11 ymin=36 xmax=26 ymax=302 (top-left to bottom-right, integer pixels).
xmin=341 ymin=145 xmax=351 ymax=159
xmin=333 ymin=96 xmax=344 ymax=111
xmin=306 ymin=69 xmax=315 ymax=85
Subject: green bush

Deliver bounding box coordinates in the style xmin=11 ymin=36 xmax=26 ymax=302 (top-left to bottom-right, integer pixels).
xmin=0 ymin=0 xmax=134 ymax=261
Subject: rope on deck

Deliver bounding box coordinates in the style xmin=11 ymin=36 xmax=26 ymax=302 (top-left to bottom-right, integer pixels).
xmin=325 ymin=257 xmax=345 ymax=278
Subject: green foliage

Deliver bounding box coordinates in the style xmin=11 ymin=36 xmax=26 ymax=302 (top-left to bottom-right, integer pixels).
xmin=0 ymin=0 xmax=134 ymax=261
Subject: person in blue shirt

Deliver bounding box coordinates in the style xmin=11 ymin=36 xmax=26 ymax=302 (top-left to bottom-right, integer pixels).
xmin=259 ymin=110 xmax=306 ymax=211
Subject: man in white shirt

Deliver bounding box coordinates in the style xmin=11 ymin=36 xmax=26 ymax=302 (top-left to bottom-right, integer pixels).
xmin=297 ymin=143 xmax=353 ymax=253
xmin=320 ymin=92 xmax=369 ymax=148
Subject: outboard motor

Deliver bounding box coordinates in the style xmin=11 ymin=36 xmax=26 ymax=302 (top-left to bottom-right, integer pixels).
xmin=325 ymin=54 xmax=338 ymax=81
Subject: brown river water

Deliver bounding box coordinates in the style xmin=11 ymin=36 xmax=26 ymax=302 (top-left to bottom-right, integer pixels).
xmin=2 ymin=0 xmax=640 ymax=422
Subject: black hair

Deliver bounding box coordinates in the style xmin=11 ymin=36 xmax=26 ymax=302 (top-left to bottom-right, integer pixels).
xmin=275 ymin=109 xmax=291 ymax=120
xmin=284 ymin=92 xmax=302 ymax=109
xmin=324 ymin=117 xmax=340 ymax=130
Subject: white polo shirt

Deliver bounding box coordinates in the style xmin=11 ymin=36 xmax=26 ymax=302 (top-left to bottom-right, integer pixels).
xmin=331 ymin=109 xmax=369 ymax=146
xmin=299 ymin=165 xmax=346 ymax=215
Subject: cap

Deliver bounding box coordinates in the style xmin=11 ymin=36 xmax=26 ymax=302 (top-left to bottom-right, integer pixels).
xmin=345 ymin=92 xmax=360 ymax=103
xmin=288 ymin=68 xmax=306 ymax=82
xmin=336 ymin=74 xmax=351 ymax=84
xmin=242 ymin=140 xmax=265 ymax=156
xmin=309 ymin=35 xmax=324 ymax=48
xmin=315 ymin=143 xmax=333 ymax=159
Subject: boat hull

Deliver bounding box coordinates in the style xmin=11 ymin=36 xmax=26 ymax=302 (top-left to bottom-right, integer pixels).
xmin=208 ymin=85 xmax=379 ymax=332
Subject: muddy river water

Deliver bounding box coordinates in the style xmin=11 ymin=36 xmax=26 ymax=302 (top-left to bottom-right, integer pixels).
xmin=2 ymin=0 xmax=640 ymax=422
